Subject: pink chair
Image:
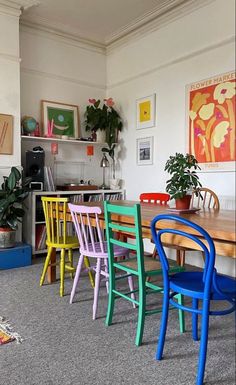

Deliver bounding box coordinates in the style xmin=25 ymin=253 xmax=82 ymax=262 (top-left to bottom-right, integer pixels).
xmin=68 ymin=204 xmax=135 ymax=320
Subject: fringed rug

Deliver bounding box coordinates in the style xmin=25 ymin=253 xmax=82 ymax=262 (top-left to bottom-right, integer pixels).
xmin=0 ymin=316 xmax=23 ymax=345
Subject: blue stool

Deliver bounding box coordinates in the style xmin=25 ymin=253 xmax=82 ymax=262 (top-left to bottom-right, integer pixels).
xmin=151 ymin=214 xmax=236 ymax=385
xmin=0 ymin=243 xmax=32 ymax=269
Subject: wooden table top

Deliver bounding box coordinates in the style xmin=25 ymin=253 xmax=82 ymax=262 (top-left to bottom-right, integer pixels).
xmin=64 ymin=200 xmax=236 ymax=258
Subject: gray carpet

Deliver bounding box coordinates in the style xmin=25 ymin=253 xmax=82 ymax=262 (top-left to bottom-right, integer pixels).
xmin=0 ymin=259 xmax=235 ymax=385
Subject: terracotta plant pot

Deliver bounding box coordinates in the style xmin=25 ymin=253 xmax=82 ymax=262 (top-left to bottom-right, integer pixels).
xmin=175 ymin=195 xmax=192 ymax=210
xmin=0 ymin=227 xmax=16 ymax=248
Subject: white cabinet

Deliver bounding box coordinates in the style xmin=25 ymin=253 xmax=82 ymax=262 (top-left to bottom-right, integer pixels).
xmin=23 ymin=189 xmax=124 ymax=255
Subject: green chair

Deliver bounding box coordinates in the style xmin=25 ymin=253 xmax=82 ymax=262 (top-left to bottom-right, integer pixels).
xmin=104 ymin=201 xmax=185 ymax=346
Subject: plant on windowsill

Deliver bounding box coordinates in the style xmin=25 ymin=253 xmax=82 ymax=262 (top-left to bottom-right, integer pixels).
xmin=165 ymin=153 xmax=202 ymax=209
xmin=85 ymin=98 xmax=123 ymax=181
xmin=0 ymin=167 xmax=31 ymax=248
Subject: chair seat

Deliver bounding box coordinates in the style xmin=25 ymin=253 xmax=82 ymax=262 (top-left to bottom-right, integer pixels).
xmin=170 ymin=271 xmax=236 ymax=300
xmin=80 ymin=241 xmax=128 ymax=258
xmin=46 ymin=236 xmax=79 ymax=248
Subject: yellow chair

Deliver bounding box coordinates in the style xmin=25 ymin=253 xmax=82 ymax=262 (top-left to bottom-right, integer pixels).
xmin=40 ymin=197 xmax=94 ymax=296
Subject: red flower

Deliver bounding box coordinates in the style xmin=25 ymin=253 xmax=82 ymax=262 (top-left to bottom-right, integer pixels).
xmin=104 ymin=98 xmax=114 ymax=107
xmin=88 ymin=98 xmax=97 ymax=105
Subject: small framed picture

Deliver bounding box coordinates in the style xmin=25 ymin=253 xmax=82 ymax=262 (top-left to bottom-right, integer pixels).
xmin=41 ymin=100 xmax=80 ymax=138
xmin=0 ymin=113 xmax=13 ymax=154
xmin=137 ymin=136 xmax=153 ymax=165
xmin=136 ymin=94 xmax=156 ymax=129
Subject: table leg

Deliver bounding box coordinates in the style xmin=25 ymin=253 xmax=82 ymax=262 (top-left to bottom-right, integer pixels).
xmin=47 ymin=248 xmax=56 ymax=283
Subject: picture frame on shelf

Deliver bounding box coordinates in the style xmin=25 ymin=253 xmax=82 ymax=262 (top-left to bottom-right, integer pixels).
xmin=0 ymin=113 xmax=13 ymax=155
xmin=136 ymin=94 xmax=156 ymax=129
xmin=136 ymin=136 xmax=153 ymax=165
xmin=41 ymin=100 xmax=80 ymax=139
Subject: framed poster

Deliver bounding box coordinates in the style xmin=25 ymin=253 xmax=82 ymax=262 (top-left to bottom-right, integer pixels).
xmin=0 ymin=113 xmax=13 ymax=155
xmin=187 ymin=71 xmax=235 ymax=171
xmin=137 ymin=136 xmax=153 ymax=165
xmin=136 ymin=94 xmax=156 ymax=129
xmin=41 ymin=100 xmax=80 ymax=139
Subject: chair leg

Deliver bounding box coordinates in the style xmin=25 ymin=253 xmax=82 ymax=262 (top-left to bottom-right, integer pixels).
xmin=192 ymin=298 xmax=199 ymax=341
xmin=156 ymin=288 xmax=170 ymax=360
xmin=105 ymin=265 xmax=116 ymax=327
xmin=135 ymin=276 xmax=146 ymax=346
xmin=93 ymin=258 xmax=101 ymax=320
xmin=70 ymin=254 xmax=84 ymax=304
xmin=84 ymin=256 xmax=95 ymax=288
xmin=68 ymin=248 xmax=74 ymax=279
xmin=104 ymin=258 xmax=109 ymax=293
xmin=127 ymin=275 xmax=136 ymax=308
xmin=177 ymin=294 xmax=185 ymax=333
xmin=180 ymin=250 xmax=185 ymax=266
xmin=40 ymin=246 xmax=53 ymax=286
xmin=60 ymin=249 xmax=65 ymax=297
xmin=196 ymin=299 xmax=210 ymax=385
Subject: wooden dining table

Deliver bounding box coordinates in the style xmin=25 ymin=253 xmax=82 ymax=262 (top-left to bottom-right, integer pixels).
xmin=47 ymin=200 xmax=236 ymax=283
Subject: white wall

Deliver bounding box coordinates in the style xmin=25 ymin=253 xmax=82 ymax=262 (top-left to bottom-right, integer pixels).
xmin=0 ymin=5 xmax=21 ymax=181
xmin=106 ymin=0 xmax=235 ymax=275
xmin=20 ymin=25 xmax=107 ymax=185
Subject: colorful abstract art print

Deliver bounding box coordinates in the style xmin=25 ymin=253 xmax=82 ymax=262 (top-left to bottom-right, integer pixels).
xmin=136 ymin=94 xmax=156 ymax=129
xmin=41 ymin=100 xmax=80 ymax=139
xmin=187 ymin=71 xmax=235 ymax=171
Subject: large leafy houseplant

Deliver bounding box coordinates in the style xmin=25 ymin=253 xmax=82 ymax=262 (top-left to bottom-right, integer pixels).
xmin=0 ymin=167 xmax=31 ymax=247
xmin=85 ymin=98 xmax=123 ymax=179
xmin=165 ymin=153 xmax=202 ymax=209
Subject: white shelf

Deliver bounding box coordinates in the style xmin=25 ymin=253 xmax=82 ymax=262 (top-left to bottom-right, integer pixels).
xmin=21 ymin=135 xmax=104 ymax=145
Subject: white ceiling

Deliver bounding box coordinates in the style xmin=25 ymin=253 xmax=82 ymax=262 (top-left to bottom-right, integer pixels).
xmin=20 ymin=0 xmax=192 ymax=46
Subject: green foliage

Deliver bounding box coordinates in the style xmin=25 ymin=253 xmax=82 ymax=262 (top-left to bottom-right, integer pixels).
xmin=165 ymin=153 xmax=202 ymax=200
xmin=85 ymin=98 xmax=123 ymax=153
xmin=0 ymin=167 xmax=31 ymax=230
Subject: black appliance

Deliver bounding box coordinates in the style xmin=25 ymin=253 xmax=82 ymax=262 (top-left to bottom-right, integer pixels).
xmin=25 ymin=147 xmax=45 ymax=184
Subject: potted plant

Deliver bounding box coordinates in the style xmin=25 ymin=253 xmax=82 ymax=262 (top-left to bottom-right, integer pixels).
xmin=0 ymin=167 xmax=31 ymax=248
xmin=85 ymin=97 xmax=123 ymax=182
xmin=165 ymin=153 xmax=202 ymax=209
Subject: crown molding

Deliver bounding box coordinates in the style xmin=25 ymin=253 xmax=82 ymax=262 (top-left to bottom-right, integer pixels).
xmin=20 ymin=21 xmax=106 ymax=55
xmin=0 ymin=50 xmax=21 ymax=62
xmin=21 ymin=67 xmax=106 ymax=90
xmin=107 ymin=35 xmax=235 ymax=89
xmin=19 ymin=0 xmax=215 ymax=54
xmin=106 ymin=0 xmax=215 ymax=52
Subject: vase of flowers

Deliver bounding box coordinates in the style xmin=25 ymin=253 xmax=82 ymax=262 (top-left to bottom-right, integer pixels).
xmin=85 ymin=98 xmax=123 ymax=179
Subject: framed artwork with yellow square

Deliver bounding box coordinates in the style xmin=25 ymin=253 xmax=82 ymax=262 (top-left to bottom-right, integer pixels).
xmin=136 ymin=94 xmax=156 ymax=129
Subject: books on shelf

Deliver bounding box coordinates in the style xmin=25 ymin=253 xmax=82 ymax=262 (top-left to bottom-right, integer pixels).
xmin=44 ymin=166 xmax=55 ymax=191
xmin=35 ymin=224 xmax=46 ymax=250
xmin=105 ymin=193 xmax=122 ymax=201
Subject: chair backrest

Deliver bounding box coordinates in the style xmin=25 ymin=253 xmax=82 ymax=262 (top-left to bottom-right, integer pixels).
xmin=42 ymin=196 xmax=69 ymax=245
xmin=104 ymin=202 xmax=145 ymax=275
xmin=191 ymin=188 xmax=220 ymax=209
xmin=151 ymin=214 xmax=216 ymax=297
xmin=68 ymin=203 xmax=105 ymax=253
xmin=139 ymin=192 xmax=170 ymax=204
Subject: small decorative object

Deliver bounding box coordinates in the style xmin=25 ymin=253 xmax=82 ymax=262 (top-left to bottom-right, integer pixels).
xmin=51 ymin=143 xmax=58 ymax=155
xmin=0 ymin=316 xmax=23 ymax=344
xmin=165 ymin=153 xmax=202 ymax=209
xmin=100 ymin=153 xmax=109 ymax=189
xmin=187 ymin=70 xmax=235 ymax=171
xmin=0 ymin=113 xmax=13 ymax=155
xmin=136 ymin=94 xmax=156 ymax=129
xmin=0 ymin=167 xmax=31 ymax=248
xmin=41 ymin=100 xmax=80 ymax=139
xmin=137 ymin=136 xmax=153 ymax=165
xmin=109 ymin=178 xmax=120 ymax=190
xmin=21 ymin=116 xmax=37 ymax=136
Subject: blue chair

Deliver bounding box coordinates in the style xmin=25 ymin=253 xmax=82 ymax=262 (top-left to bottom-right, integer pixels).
xmin=151 ymin=214 xmax=236 ymax=385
